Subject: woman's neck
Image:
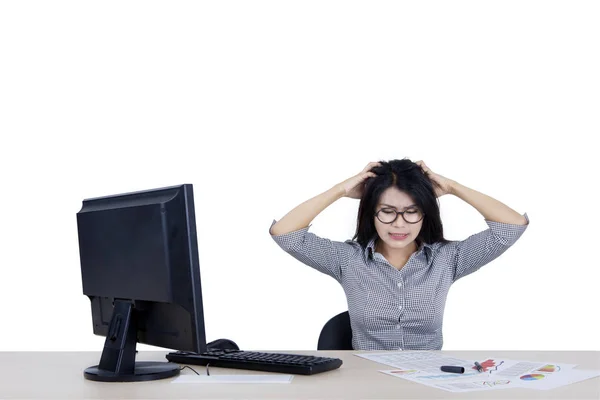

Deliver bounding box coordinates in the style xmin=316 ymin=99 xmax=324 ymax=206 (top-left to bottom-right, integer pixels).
xmin=375 ymin=240 xmax=418 ymax=265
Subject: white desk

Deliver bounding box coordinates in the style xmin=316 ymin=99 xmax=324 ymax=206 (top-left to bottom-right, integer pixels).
xmin=0 ymin=350 xmax=598 ymax=399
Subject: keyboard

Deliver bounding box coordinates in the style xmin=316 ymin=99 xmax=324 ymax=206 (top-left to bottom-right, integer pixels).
xmin=166 ymin=349 xmax=343 ymax=375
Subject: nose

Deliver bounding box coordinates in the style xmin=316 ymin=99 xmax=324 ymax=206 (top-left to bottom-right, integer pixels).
xmin=392 ymin=215 xmax=407 ymax=229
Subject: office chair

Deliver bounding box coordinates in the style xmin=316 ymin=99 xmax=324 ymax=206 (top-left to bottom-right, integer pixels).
xmin=317 ymin=311 xmax=353 ymax=350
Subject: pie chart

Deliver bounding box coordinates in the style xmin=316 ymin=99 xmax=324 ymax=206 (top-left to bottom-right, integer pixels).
xmin=520 ymin=374 xmax=545 ymax=381
xmin=538 ymin=365 xmax=558 ymax=372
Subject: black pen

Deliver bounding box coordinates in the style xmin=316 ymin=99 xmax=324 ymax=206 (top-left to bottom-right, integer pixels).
xmin=474 ymin=361 xmax=484 ymax=373
xmin=440 ymin=366 xmax=465 ymax=374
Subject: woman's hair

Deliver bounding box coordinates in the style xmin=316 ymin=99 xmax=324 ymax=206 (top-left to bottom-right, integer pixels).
xmin=353 ymin=158 xmax=447 ymax=248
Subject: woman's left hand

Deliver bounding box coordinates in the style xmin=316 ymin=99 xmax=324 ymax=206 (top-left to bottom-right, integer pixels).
xmin=415 ymin=161 xmax=456 ymax=197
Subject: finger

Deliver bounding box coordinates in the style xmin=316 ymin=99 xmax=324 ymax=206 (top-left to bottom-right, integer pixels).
xmin=416 ymin=160 xmax=429 ymax=172
xmin=362 ymin=171 xmax=376 ymax=179
xmin=362 ymin=162 xmax=381 ymax=173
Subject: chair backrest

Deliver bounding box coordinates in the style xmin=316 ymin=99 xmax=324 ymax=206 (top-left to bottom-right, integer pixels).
xmin=317 ymin=311 xmax=353 ymax=350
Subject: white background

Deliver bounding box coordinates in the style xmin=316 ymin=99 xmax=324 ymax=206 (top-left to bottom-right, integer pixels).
xmin=1 ymin=1 xmax=598 ymax=352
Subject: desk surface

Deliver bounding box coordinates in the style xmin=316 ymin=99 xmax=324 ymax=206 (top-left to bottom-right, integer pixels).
xmin=0 ymin=350 xmax=598 ymax=399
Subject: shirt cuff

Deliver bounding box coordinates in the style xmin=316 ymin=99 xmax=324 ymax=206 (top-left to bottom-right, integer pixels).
xmin=485 ymin=212 xmax=529 ymax=246
xmin=269 ymin=219 xmax=312 ymax=251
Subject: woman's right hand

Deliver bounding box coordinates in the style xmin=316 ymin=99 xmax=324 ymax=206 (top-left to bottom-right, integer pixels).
xmin=337 ymin=162 xmax=381 ymax=199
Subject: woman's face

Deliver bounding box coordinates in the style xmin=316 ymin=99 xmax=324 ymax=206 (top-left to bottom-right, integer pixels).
xmin=374 ymin=187 xmax=424 ymax=251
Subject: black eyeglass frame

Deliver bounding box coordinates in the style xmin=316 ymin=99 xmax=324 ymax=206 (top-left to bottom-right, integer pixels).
xmin=375 ymin=208 xmax=425 ymax=224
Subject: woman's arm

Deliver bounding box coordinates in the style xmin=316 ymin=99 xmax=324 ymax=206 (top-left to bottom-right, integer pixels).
xmin=270 ymin=162 xmax=380 ymax=235
xmin=450 ymin=182 xmax=528 ymax=225
xmin=415 ymin=161 xmax=529 ymax=282
xmin=269 ymin=185 xmax=345 ymax=235
xmin=269 ymin=162 xmax=381 ymax=282
xmin=416 ymin=160 xmax=528 ymax=225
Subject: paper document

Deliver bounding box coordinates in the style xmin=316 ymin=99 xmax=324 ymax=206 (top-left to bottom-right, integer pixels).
xmin=521 ymin=369 xmax=600 ymax=391
xmin=356 ymin=351 xmax=517 ymax=393
xmin=491 ymin=359 xmax=599 ymax=391
xmin=355 ymin=351 xmax=598 ymax=393
xmin=379 ymin=369 xmax=522 ymax=393
xmin=172 ymin=374 xmax=294 ymax=384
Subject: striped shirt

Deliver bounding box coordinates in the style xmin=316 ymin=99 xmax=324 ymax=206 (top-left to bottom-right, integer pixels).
xmin=270 ymin=214 xmax=529 ymax=350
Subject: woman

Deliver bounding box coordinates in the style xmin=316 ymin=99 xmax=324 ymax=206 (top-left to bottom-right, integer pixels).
xmin=269 ymin=159 xmax=528 ymax=350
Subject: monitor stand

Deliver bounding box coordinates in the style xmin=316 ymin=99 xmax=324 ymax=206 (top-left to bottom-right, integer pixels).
xmin=84 ymin=299 xmax=180 ymax=382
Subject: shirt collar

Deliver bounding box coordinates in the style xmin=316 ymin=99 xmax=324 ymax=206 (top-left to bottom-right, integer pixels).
xmin=366 ymin=237 xmax=434 ymax=263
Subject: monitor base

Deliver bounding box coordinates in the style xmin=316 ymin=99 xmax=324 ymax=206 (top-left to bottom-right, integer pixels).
xmin=84 ymin=300 xmax=180 ymax=383
xmin=84 ymin=361 xmax=180 ymax=382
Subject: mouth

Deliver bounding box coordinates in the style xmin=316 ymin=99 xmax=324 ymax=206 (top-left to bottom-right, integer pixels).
xmin=389 ymin=233 xmax=409 ymax=241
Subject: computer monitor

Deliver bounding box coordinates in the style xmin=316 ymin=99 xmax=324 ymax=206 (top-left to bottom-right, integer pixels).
xmin=76 ymin=184 xmax=207 ymax=382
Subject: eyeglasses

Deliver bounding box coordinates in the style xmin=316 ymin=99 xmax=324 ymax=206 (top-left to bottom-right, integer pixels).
xmin=375 ymin=207 xmax=424 ymax=224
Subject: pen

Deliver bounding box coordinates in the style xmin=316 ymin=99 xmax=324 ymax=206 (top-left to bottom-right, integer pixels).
xmin=440 ymin=366 xmax=465 ymax=374
xmin=474 ymin=361 xmax=484 ymax=373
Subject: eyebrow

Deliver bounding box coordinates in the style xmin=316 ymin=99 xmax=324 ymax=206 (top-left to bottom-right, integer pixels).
xmin=380 ymin=203 xmax=418 ymax=210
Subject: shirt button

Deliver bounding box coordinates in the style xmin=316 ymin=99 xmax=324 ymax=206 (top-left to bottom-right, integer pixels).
xmin=397 ymin=282 xmax=402 ymax=288
xmin=398 ymin=306 xmax=403 ymax=311
xmin=396 ymin=324 xmax=401 ymax=329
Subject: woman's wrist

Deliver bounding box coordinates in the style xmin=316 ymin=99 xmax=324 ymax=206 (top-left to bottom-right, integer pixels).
xmin=331 ymin=183 xmax=347 ymax=198
xmin=446 ymin=179 xmax=459 ymax=196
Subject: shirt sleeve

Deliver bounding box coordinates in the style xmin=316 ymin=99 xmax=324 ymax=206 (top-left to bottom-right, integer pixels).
xmin=451 ymin=213 xmax=529 ymax=282
xmin=269 ymin=220 xmax=358 ymax=283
